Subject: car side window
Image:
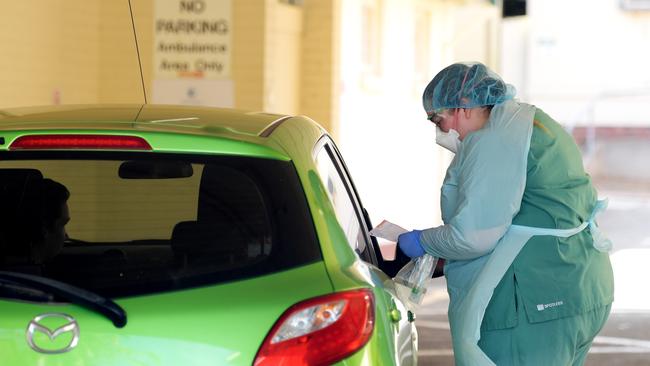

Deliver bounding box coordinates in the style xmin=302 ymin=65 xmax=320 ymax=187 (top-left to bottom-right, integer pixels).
xmin=314 ymin=143 xmax=373 ymax=263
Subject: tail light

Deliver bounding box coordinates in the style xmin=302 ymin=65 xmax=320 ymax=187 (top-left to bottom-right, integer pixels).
xmin=10 ymin=135 xmax=152 ymax=150
xmin=254 ymin=289 xmax=375 ymax=366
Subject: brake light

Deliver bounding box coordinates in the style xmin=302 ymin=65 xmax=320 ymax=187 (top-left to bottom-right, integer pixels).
xmin=10 ymin=135 xmax=152 ymax=150
xmin=254 ymin=289 xmax=375 ymax=366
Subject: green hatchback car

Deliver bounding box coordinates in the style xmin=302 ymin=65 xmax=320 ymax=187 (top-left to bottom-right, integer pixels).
xmin=0 ymin=104 xmax=417 ymax=365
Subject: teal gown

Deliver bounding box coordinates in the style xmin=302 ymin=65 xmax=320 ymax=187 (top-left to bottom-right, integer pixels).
xmin=419 ymin=100 xmax=614 ymax=365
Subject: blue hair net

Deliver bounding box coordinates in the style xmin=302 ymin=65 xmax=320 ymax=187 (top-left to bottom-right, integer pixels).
xmin=422 ymin=62 xmax=516 ymax=113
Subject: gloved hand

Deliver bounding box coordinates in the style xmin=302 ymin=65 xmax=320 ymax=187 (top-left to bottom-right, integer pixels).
xmin=397 ymin=230 xmax=425 ymax=258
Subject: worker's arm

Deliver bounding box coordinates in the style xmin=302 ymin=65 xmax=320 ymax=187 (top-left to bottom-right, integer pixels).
xmin=417 ymin=129 xmax=528 ymax=261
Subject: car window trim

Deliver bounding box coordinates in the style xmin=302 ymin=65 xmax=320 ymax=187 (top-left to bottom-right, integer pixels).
xmin=312 ymin=136 xmax=379 ymax=266
xmin=323 ymin=141 xmax=379 ymax=265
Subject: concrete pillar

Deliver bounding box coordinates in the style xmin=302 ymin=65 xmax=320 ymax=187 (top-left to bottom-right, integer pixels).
xmin=300 ymin=0 xmax=341 ymax=137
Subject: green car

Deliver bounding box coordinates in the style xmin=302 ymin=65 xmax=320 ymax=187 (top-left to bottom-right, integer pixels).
xmin=0 ymin=104 xmax=417 ymax=365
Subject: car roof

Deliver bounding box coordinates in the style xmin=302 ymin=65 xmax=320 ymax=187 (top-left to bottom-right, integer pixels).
xmin=0 ymin=104 xmax=291 ymax=140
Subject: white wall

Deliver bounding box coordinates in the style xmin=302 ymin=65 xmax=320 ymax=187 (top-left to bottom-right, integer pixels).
xmin=338 ymin=0 xmax=500 ymax=230
xmin=499 ymin=17 xmax=529 ymax=100
xmin=507 ymin=0 xmax=650 ymax=127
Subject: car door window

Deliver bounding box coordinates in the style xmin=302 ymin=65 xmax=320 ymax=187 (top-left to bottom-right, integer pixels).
xmin=314 ymin=142 xmax=374 ymax=263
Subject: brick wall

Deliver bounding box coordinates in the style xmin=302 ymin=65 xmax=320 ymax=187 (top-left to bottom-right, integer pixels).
xmin=0 ymin=0 xmax=101 ymax=107
xmin=0 ymin=0 xmax=338 ymax=136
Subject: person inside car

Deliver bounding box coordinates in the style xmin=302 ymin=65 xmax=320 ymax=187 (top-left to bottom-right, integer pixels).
xmin=29 ymin=178 xmax=71 ymax=265
xmin=1 ymin=178 xmax=70 ymax=268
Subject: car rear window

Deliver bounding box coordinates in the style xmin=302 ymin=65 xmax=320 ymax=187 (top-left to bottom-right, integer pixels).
xmin=0 ymin=152 xmax=321 ymax=298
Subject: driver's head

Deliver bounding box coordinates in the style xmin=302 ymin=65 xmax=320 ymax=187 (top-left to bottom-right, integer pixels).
xmin=31 ymin=179 xmax=70 ymax=263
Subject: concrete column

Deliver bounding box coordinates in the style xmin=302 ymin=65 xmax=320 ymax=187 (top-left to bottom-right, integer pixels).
xmin=300 ymin=0 xmax=341 ymax=137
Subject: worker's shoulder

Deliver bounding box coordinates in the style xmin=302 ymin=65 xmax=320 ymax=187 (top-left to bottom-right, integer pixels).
xmin=530 ymin=107 xmax=581 ymax=158
xmin=531 ymin=107 xmax=563 ymax=140
xmin=532 ymin=107 xmax=567 ymax=131
xmin=532 ymin=106 xmax=553 ymax=122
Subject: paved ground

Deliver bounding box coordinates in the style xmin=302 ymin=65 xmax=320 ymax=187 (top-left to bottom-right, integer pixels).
xmin=415 ymin=188 xmax=650 ymax=365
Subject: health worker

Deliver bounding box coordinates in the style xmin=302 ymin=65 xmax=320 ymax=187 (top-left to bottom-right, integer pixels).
xmin=397 ymin=62 xmax=614 ymax=366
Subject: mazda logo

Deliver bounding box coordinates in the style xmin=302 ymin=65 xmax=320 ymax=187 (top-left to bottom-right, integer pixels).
xmin=26 ymin=313 xmax=79 ymax=354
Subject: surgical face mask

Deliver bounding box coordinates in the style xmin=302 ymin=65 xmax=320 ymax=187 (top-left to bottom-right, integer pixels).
xmin=436 ymin=127 xmax=461 ymax=153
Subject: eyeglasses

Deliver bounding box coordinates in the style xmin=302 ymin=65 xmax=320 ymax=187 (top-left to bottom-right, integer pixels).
xmin=427 ymin=109 xmax=445 ymax=127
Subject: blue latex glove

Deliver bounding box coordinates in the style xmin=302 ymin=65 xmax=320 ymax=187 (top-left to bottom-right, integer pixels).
xmin=398 ymin=230 xmax=425 ymax=258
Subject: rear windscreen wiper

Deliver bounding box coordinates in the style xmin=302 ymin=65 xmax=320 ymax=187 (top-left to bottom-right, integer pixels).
xmin=0 ymin=271 xmax=127 ymax=328
xmin=0 ymin=280 xmax=55 ymax=302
